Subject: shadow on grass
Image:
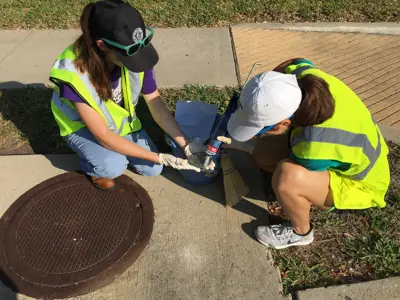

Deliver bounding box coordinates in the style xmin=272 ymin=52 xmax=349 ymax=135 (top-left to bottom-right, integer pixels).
xmin=0 ymin=84 xmax=235 ymax=156
xmin=0 ymin=83 xmax=171 ymax=155
xmin=0 ymin=83 xmax=69 ymax=155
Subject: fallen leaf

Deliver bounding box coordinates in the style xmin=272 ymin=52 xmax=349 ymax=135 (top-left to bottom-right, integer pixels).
xmin=358 ymin=216 xmax=370 ymax=227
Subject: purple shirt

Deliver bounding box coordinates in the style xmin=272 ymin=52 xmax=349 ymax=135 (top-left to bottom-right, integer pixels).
xmin=60 ymin=68 xmax=157 ymax=106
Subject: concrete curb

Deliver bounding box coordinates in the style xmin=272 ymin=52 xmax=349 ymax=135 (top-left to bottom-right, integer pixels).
xmin=380 ymin=125 xmax=400 ymax=144
xmin=233 ymin=22 xmax=400 ymax=35
xmin=0 ymin=28 xmax=238 ymax=89
xmin=0 ymin=154 xmax=288 ymax=300
xmin=295 ymin=277 xmax=400 ymax=300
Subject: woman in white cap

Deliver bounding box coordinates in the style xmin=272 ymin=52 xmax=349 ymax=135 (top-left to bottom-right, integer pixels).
xmin=49 ymin=0 xmax=208 ymax=190
xmin=219 ymin=58 xmax=390 ymax=249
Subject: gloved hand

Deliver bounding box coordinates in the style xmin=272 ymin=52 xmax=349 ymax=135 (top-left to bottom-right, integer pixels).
xmin=217 ymin=136 xmax=256 ymax=154
xmin=183 ymin=139 xmax=207 ymax=158
xmin=159 ymin=153 xmax=201 ymax=172
xmin=184 ymin=139 xmax=216 ymax=171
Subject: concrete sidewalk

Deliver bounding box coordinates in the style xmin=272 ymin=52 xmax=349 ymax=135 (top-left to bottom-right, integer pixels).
xmin=296 ymin=277 xmax=400 ymax=300
xmin=2 ymin=24 xmax=400 ymax=129
xmin=1 ymin=23 xmax=400 ymax=300
xmin=0 ymin=28 xmax=237 ymax=89
xmin=0 ymin=151 xmax=287 ymax=300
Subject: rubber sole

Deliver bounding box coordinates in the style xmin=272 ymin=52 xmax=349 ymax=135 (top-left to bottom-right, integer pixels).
xmin=254 ymin=230 xmax=314 ymax=250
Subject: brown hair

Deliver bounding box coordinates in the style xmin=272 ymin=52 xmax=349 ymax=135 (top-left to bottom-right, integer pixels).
xmin=293 ymin=74 xmax=335 ymax=127
xmin=73 ymin=3 xmax=112 ymax=100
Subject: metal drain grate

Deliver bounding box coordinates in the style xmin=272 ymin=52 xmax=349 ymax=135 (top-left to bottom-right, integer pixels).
xmin=0 ymin=172 xmax=154 ymax=299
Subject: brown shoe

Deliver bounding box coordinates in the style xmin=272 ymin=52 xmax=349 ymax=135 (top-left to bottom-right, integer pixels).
xmin=91 ymin=177 xmax=117 ymax=191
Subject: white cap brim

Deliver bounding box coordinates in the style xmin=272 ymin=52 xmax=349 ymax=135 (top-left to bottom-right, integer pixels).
xmin=227 ymin=71 xmax=302 ymax=142
xmin=227 ymin=110 xmax=264 ymax=142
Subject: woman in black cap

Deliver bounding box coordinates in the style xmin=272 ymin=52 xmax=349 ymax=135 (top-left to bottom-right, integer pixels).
xmin=49 ymin=0 xmax=207 ymax=190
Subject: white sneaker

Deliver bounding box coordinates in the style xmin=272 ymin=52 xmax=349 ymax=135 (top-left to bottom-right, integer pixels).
xmin=255 ymin=224 xmax=314 ymax=249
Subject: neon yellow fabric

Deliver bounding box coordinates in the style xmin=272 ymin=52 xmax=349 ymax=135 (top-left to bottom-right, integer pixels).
xmin=286 ymin=63 xmax=390 ymax=209
xmin=49 ymin=45 xmax=143 ymax=137
xmin=51 ymin=101 xmax=86 ymax=135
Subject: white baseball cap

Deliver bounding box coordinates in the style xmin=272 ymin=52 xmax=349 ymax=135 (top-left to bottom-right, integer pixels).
xmin=227 ymin=71 xmax=302 ymax=142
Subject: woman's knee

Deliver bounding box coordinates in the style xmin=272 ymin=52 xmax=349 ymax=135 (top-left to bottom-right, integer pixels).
xmin=272 ymin=159 xmax=307 ymax=195
xmin=272 ymin=159 xmax=332 ymax=209
xmin=92 ymin=155 xmax=127 ymax=178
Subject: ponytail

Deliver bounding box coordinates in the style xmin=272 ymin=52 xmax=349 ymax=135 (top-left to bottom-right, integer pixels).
xmin=73 ymin=3 xmax=112 ymax=100
xmin=293 ymin=75 xmax=335 ymax=127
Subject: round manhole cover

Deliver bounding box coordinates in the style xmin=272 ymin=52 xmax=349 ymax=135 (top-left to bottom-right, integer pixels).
xmin=0 ymin=172 xmax=154 ymax=299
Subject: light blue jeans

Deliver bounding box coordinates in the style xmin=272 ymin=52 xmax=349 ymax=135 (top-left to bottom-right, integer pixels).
xmin=65 ymin=128 xmax=163 ymax=178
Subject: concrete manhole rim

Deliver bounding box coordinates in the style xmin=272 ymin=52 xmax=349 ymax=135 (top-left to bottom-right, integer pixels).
xmin=0 ymin=172 xmax=154 ymax=299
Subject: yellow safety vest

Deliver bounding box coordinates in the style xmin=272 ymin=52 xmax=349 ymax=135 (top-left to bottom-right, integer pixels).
xmin=286 ymin=62 xmax=390 ymax=209
xmin=49 ymin=45 xmax=143 ymax=137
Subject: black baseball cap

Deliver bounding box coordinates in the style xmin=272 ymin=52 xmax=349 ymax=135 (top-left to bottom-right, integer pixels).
xmin=88 ymin=0 xmax=159 ymax=72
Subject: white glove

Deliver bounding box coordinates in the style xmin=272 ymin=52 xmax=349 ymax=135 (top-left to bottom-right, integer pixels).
xmin=184 ymin=139 xmax=216 ymax=171
xmin=159 ymin=153 xmax=201 ymax=172
xmin=217 ymin=136 xmax=256 ymax=154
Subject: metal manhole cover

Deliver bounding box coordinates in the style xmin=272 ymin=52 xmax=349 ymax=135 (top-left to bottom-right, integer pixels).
xmin=0 ymin=172 xmax=154 ymax=299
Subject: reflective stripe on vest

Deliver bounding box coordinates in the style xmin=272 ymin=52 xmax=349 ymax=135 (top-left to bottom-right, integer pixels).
xmin=129 ymin=70 xmax=141 ymax=107
xmin=291 ymin=122 xmax=381 ymax=180
xmin=51 ymin=90 xmax=81 ymax=121
xmin=53 ymin=58 xmax=118 ymax=132
xmin=51 ymin=58 xmax=141 ymax=135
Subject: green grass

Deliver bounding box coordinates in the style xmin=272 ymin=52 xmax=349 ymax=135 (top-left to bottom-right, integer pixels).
xmin=271 ymin=141 xmax=400 ymax=294
xmin=1 ymin=0 xmax=399 ymax=29
xmin=1 ymin=85 xmax=399 ymax=293
xmin=0 ymin=85 xmax=235 ymax=154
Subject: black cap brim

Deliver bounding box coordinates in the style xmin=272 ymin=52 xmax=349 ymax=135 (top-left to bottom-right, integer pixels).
xmin=114 ymin=42 xmax=159 ymax=73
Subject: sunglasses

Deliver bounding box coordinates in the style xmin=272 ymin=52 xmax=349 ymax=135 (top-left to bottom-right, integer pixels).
xmin=255 ymin=115 xmax=293 ymax=136
xmin=101 ymin=26 xmax=154 ymax=56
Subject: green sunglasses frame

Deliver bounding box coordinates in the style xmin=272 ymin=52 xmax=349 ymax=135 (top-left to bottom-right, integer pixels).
xmin=101 ymin=26 xmax=155 ymax=56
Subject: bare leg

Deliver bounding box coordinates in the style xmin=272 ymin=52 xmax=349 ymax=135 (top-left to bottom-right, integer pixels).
xmin=272 ymin=159 xmax=334 ymax=234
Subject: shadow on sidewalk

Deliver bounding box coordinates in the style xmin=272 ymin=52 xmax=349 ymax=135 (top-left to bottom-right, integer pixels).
xmin=161 ymin=149 xmax=283 ymax=240
xmin=0 ymin=81 xmax=46 ymax=90
xmin=0 ymin=269 xmax=18 ymax=300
